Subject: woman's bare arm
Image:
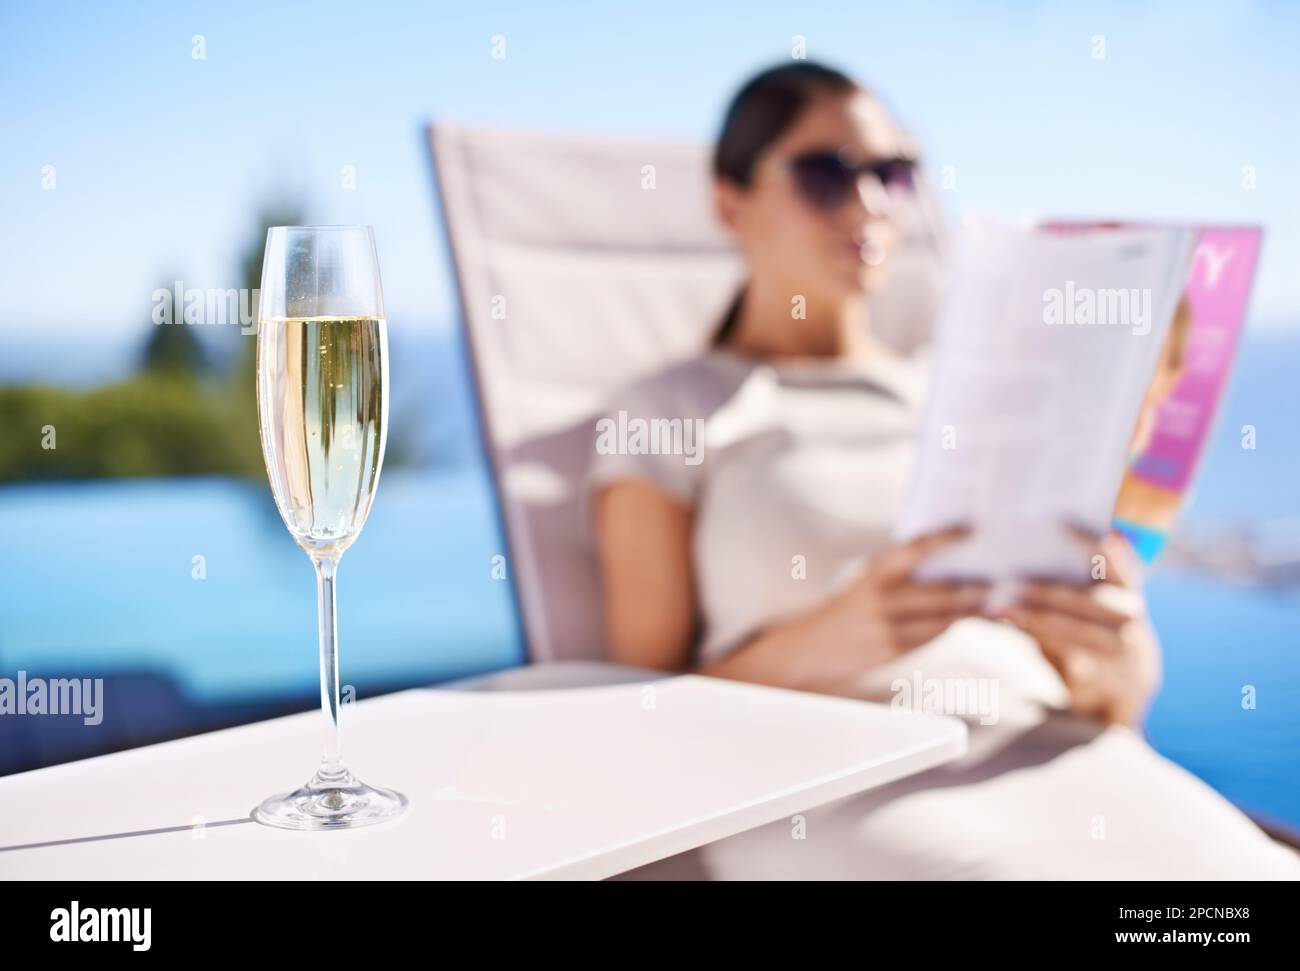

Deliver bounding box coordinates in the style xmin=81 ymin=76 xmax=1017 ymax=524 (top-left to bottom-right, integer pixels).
xmin=595 ymin=480 xmax=986 ymax=694
xmin=594 ymin=480 xmax=699 ymax=671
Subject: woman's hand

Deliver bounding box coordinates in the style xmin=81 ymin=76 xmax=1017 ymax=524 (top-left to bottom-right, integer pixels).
xmin=1001 ymin=527 xmax=1161 ymax=728
xmin=831 ymin=524 xmax=989 ymax=660
xmin=700 ymin=524 xmax=987 ymax=694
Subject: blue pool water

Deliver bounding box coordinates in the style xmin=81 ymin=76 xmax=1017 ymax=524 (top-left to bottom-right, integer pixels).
xmin=1143 ymin=572 xmax=1299 ymax=829
xmin=0 ymin=468 xmax=525 ymax=703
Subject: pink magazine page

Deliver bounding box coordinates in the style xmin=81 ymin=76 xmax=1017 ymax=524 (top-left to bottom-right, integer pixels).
xmin=1113 ymin=226 xmax=1263 ymax=560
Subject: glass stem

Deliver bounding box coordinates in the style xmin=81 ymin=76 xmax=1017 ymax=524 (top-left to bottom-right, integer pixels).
xmin=313 ymin=554 xmax=346 ymax=783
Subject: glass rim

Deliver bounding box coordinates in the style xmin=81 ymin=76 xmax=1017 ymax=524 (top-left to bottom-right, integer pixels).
xmin=266 ymin=224 xmax=374 ymax=232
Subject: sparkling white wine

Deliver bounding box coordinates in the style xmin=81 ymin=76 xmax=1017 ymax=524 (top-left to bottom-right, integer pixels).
xmin=256 ymin=316 xmax=388 ymax=557
xmin=252 ymin=227 xmax=408 ymax=831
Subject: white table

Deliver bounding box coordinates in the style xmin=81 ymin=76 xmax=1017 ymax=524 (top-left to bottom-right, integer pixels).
xmin=0 ymin=663 xmax=966 ymax=880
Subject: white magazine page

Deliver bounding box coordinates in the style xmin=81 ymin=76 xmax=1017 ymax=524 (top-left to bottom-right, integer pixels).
xmin=894 ymin=216 xmax=1197 ymax=584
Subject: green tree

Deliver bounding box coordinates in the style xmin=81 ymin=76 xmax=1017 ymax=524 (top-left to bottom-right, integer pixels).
xmin=141 ymin=276 xmax=208 ymax=376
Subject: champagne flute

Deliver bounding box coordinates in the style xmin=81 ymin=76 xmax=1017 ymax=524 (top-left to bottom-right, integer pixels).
xmin=252 ymin=225 xmax=408 ymax=830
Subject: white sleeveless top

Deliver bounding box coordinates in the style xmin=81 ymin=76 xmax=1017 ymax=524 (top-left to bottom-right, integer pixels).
xmin=587 ymin=346 xmax=938 ymax=666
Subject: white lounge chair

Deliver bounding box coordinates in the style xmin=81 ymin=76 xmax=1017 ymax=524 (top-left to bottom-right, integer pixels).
xmin=427 ymin=122 xmax=1299 ymax=879
xmin=428 ymin=121 xmax=946 ymax=664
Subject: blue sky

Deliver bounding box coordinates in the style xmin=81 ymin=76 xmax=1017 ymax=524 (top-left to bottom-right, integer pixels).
xmin=3 ymin=0 xmax=1298 ymax=344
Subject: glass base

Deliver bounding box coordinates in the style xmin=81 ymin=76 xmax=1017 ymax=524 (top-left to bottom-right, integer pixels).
xmin=253 ymin=766 xmax=408 ymax=831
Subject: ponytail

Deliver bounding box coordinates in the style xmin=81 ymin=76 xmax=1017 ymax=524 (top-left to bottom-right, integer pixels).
xmin=711 ymin=285 xmax=746 ymax=347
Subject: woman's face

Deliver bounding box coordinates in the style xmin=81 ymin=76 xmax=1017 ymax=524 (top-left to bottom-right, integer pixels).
xmin=1129 ymin=296 xmax=1191 ymax=458
xmin=716 ymin=91 xmax=913 ymax=305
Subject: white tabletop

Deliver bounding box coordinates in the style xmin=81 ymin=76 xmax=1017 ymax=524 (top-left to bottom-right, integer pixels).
xmin=0 ymin=666 xmax=966 ymax=880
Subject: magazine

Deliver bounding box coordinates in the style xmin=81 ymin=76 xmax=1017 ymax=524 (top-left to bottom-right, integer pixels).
xmin=894 ymin=217 xmax=1260 ymax=583
xmin=1109 ymin=224 xmax=1262 ymax=561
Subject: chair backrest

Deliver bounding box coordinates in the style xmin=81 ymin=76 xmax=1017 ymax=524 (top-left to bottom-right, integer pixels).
xmin=429 ymin=121 xmax=948 ymax=661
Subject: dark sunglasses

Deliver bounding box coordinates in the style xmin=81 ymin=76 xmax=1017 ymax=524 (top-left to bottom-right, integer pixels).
xmin=785 ymin=151 xmax=917 ymax=211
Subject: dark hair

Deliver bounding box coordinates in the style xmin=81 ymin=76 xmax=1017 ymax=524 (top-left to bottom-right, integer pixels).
xmin=711 ymin=62 xmax=861 ymax=346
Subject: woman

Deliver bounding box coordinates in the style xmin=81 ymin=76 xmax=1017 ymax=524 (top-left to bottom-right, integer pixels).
xmin=589 ymin=62 xmax=1298 ymax=878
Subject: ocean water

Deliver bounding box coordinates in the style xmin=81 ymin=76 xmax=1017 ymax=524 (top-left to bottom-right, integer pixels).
xmin=0 ymin=330 xmax=1296 ymax=829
